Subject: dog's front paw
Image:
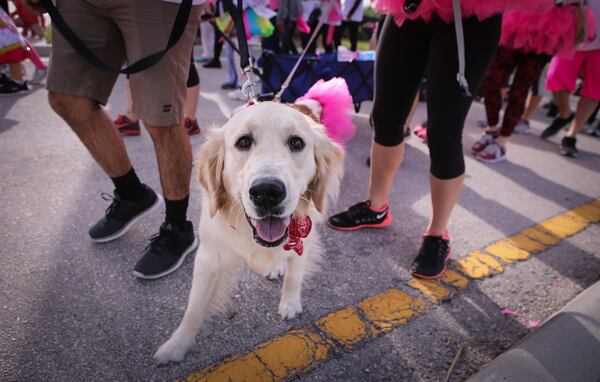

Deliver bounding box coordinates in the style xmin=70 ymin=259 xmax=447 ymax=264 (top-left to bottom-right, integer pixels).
xmin=267 ymin=259 xmax=286 ymax=280
xmin=154 ymin=334 xmax=195 ymax=364
xmin=278 ymin=298 xmax=302 ymax=320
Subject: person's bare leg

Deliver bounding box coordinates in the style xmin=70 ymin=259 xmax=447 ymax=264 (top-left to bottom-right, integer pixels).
xmin=553 ymin=90 xmax=572 ymax=119
xmin=367 ymin=142 xmax=405 ymax=209
xmin=9 ymin=63 xmax=24 ymax=82
xmin=495 ymin=135 xmax=508 ymax=147
xmin=122 ymin=79 xmax=138 ymax=122
xmin=486 ymin=124 xmax=499 ymax=134
xmin=566 ymin=96 xmax=600 ymax=137
xmin=145 ymin=123 xmax=192 ymax=200
xmin=427 ymin=174 xmax=464 ymax=236
xmin=31 ymin=24 xmax=45 ymax=39
xmin=522 ymin=94 xmax=542 ymax=122
xmin=48 ymin=92 xmax=132 ymax=177
xmin=404 ymin=92 xmax=420 ymax=131
xmin=185 ymin=84 xmax=200 ymax=120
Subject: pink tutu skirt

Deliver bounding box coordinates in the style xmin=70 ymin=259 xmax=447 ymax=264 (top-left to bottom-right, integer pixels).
xmin=501 ymin=5 xmax=596 ymax=55
xmin=374 ymin=0 xmax=554 ymax=26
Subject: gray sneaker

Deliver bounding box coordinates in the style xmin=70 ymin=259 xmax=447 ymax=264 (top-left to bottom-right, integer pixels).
xmin=514 ymin=120 xmax=531 ymax=134
xmin=30 ymin=67 xmax=47 ymax=85
xmin=477 ymin=141 xmax=507 ymax=163
xmin=472 ymin=133 xmax=497 ymax=154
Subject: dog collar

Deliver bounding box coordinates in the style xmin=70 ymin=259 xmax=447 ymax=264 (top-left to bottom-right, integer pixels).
xmin=283 ymin=216 xmax=312 ymax=256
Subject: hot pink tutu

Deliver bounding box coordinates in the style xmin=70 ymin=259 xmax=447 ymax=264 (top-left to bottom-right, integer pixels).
xmin=374 ymin=0 xmax=554 ymax=26
xmin=501 ymin=5 xmax=596 ymax=55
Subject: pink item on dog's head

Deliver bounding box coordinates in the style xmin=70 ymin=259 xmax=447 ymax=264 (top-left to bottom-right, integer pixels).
xmin=295 ymin=78 xmax=356 ymax=146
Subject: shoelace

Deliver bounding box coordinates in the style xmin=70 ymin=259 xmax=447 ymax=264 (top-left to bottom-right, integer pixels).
xmin=115 ymin=115 xmax=127 ymax=124
xmin=101 ymin=192 xmax=121 ymax=217
xmin=345 ymin=202 xmax=387 ymax=223
xmin=422 ymin=236 xmax=449 ymax=260
xmin=347 ymin=202 xmax=372 ymax=219
xmin=477 ymin=133 xmax=495 ymax=145
xmin=143 ymin=229 xmax=169 ymax=254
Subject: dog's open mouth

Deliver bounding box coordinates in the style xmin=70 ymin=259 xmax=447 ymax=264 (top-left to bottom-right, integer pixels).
xmin=246 ymin=214 xmax=291 ymax=247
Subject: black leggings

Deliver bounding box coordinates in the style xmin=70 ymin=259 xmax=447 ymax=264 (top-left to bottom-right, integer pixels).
xmin=334 ymin=21 xmax=360 ymax=51
xmin=372 ymin=15 xmax=501 ymax=179
xmin=187 ymin=53 xmax=199 ymax=87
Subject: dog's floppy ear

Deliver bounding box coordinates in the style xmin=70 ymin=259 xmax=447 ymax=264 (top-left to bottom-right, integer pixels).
xmin=307 ymin=126 xmax=345 ymax=213
xmin=196 ymin=128 xmax=227 ymax=217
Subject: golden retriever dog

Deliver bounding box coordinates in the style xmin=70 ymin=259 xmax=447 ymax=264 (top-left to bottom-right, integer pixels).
xmin=154 ymin=100 xmax=345 ymax=363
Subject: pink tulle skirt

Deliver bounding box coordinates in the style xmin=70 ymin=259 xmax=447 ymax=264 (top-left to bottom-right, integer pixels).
xmin=374 ymin=0 xmax=554 ymax=26
xmin=501 ymin=6 xmax=596 ymax=55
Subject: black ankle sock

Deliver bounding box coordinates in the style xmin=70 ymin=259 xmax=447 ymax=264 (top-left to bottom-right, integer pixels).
xmin=165 ymin=196 xmax=189 ymax=230
xmin=111 ymin=168 xmax=145 ymax=201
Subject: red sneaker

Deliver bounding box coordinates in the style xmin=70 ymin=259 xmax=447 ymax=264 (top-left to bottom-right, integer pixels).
xmin=414 ymin=122 xmax=428 ymax=142
xmin=114 ymin=115 xmax=141 ymax=136
xmin=184 ymin=117 xmax=200 ymax=136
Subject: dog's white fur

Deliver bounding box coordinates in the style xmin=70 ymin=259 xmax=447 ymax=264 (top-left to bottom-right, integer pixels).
xmin=154 ymin=102 xmax=344 ymax=363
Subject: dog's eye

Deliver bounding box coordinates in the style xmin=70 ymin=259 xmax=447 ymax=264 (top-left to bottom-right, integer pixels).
xmin=235 ymin=135 xmax=253 ymax=150
xmin=289 ymin=136 xmax=305 ymax=152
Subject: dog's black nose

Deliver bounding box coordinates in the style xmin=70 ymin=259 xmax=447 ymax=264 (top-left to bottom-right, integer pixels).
xmin=249 ymin=178 xmax=286 ymax=209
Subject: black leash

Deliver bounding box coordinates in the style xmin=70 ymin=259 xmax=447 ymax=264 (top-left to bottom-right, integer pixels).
xmin=220 ymin=0 xmax=258 ymax=101
xmin=39 ymin=0 xmax=193 ymax=74
xmin=220 ymin=0 xmax=251 ymax=73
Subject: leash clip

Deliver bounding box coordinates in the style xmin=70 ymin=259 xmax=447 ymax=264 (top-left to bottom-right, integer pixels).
xmin=456 ymin=73 xmax=472 ymax=98
xmin=241 ymin=61 xmax=259 ymax=102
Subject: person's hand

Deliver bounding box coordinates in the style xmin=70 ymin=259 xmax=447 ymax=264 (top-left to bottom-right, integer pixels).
xmin=21 ymin=0 xmax=48 ymax=15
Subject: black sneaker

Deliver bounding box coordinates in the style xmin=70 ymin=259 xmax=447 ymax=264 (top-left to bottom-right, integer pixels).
xmin=410 ymin=234 xmax=451 ymax=279
xmin=328 ymin=201 xmax=392 ymax=231
xmin=133 ymin=221 xmax=198 ymax=279
xmin=89 ymin=185 xmax=163 ymax=243
xmin=545 ymin=101 xmax=558 ymax=117
xmin=0 ymin=77 xmax=28 ymax=95
xmin=221 ymin=82 xmax=237 ymax=90
xmin=540 ymin=114 xmax=575 ymax=139
xmin=560 ymin=136 xmax=578 ymax=158
xmin=203 ymin=60 xmax=222 ymax=68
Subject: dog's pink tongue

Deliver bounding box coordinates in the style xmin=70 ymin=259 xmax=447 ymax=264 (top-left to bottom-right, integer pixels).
xmin=251 ymin=216 xmax=291 ymax=243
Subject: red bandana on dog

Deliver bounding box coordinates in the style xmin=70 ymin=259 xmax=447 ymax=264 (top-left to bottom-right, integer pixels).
xmin=283 ymin=216 xmax=312 ymax=256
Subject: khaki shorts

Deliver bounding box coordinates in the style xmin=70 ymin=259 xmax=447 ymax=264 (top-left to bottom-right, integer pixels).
xmin=47 ymin=0 xmax=200 ymax=126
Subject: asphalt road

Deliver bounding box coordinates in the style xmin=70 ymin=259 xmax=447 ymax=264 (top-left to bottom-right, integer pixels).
xmin=1 ymin=59 xmax=599 ymax=382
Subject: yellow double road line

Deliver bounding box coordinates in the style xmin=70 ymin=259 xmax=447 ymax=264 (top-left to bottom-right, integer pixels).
xmin=179 ymin=199 xmax=600 ymax=382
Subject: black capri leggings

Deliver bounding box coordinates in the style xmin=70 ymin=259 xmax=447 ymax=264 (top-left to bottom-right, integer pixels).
xmin=187 ymin=52 xmax=200 ymax=88
xmin=372 ymin=15 xmax=501 ymax=179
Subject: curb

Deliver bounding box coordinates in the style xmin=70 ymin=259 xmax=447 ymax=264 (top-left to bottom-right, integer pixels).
xmin=467 ymin=280 xmax=600 ymax=382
